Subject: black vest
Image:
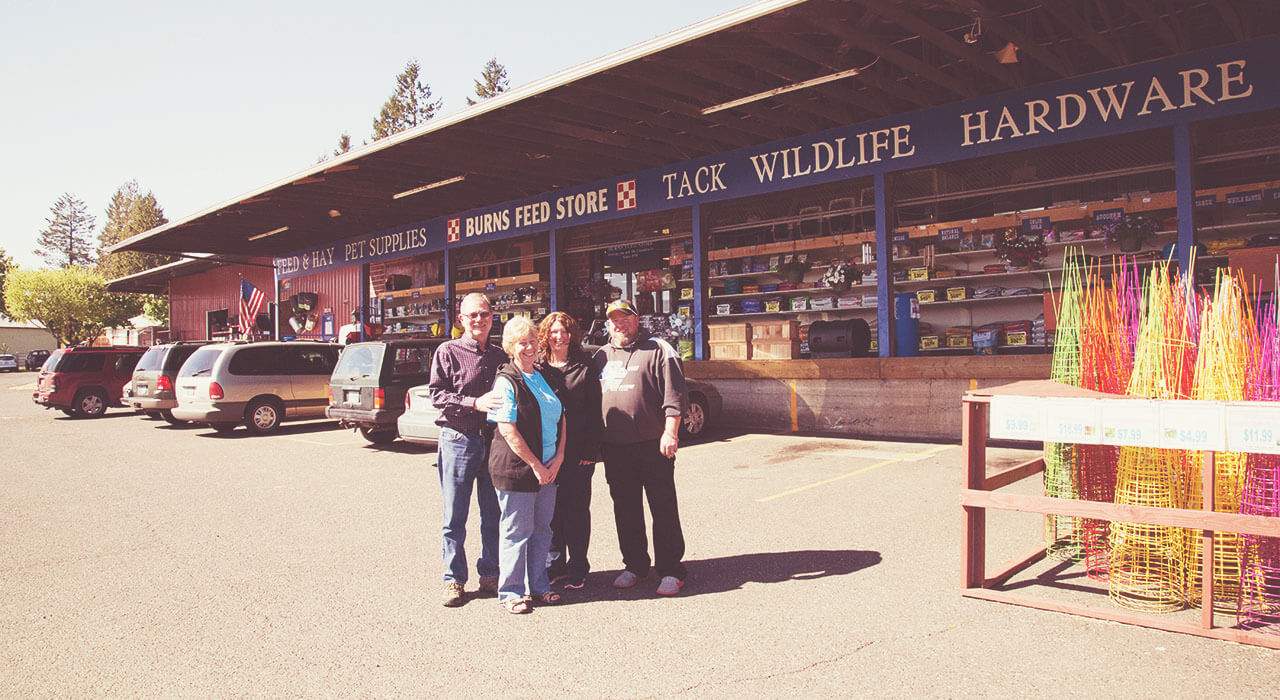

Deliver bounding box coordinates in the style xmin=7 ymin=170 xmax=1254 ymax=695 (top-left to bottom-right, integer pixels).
xmin=487 ymin=363 xmax=563 ymax=492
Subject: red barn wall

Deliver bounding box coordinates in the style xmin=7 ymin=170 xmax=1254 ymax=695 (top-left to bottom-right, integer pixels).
xmin=278 ymin=266 xmax=362 ymax=340
xmin=167 ymin=262 xmax=275 ymax=341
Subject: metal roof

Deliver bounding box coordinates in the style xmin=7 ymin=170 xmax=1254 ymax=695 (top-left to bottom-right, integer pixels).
xmin=105 ymin=255 xmax=273 ymax=293
xmin=112 ymin=0 xmax=1279 ymax=259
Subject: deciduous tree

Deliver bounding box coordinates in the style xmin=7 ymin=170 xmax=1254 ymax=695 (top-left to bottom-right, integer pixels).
xmin=3 ymin=266 xmax=139 ymax=346
xmin=35 ymin=193 xmax=96 ymax=268
xmin=0 ymin=247 xmax=13 ymax=317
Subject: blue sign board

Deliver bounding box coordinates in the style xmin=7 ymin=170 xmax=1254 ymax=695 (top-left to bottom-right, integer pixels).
xmin=276 ymin=37 xmax=1280 ymax=278
xmin=1092 ymin=208 xmax=1125 ymax=224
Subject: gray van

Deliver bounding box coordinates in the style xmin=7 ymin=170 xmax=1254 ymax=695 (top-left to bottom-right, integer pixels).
xmin=128 ymin=341 xmax=212 ymax=424
xmin=173 ymin=341 xmax=340 ymax=435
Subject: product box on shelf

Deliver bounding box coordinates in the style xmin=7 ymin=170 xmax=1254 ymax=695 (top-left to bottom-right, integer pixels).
xmin=767 ymin=255 xmax=781 ymax=272
xmin=789 ymin=297 xmax=809 ymax=311
xmin=810 ymin=296 xmax=835 ymax=310
xmin=836 ymin=294 xmax=861 ymax=309
xmin=752 ymin=319 xmax=800 ymax=340
xmin=907 ymin=267 xmax=931 ymax=281
xmin=708 ymin=322 xmax=751 ymax=343
xmin=920 ymin=335 xmax=940 ymax=350
xmin=741 ymin=299 xmax=764 ymax=314
xmin=1004 ymin=330 xmax=1029 ymax=346
xmin=760 ymin=283 xmax=779 ymax=293
xmin=946 ymin=326 xmax=973 ymax=349
xmin=861 ymin=294 xmax=878 ymax=308
xmin=916 ymin=289 xmax=939 ymax=304
xmin=708 ymin=341 xmax=752 ymax=360
xmin=742 ymin=284 xmax=761 ymax=294
xmin=715 ymin=303 xmax=733 ymax=316
xmin=749 ymin=258 xmax=769 ymax=273
xmin=764 ymin=298 xmax=783 ymax=313
xmin=933 ymin=269 xmax=957 ymax=279
xmin=680 ymin=287 xmax=694 ymax=300
xmin=724 ymin=279 xmax=743 ymax=295
xmin=946 ymin=286 xmax=971 ymax=301
xmin=751 ymin=338 xmax=802 ymax=360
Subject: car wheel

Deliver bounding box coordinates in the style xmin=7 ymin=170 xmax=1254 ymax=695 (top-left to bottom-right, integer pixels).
xmin=681 ymin=393 xmax=709 ymax=439
xmin=73 ymin=389 xmax=108 ymax=418
xmin=359 ymin=427 xmax=398 ymax=445
xmin=245 ymin=398 xmax=284 ymax=435
xmin=160 ymin=410 xmax=187 ymax=426
xmin=59 ymin=408 xmax=75 ymax=416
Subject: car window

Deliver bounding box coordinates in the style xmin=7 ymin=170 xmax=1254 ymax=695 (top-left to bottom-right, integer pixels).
xmin=392 ymin=345 xmax=433 ymax=377
xmin=333 ymin=344 xmax=383 ymax=380
xmin=135 ymin=347 xmax=166 ymax=371
xmin=164 ymin=345 xmax=202 ymax=372
xmin=229 ymin=346 xmax=283 ymax=375
xmin=55 ymin=353 xmax=105 ymax=373
xmin=179 ymin=346 xmax=224 ymax=378
xmin=115 ymin=354 xmax=142 ymax=375
xmin=286 ymin=346 xmax=337 ymax=375
xmin=41 ymin=351 xmax=62 ymax=372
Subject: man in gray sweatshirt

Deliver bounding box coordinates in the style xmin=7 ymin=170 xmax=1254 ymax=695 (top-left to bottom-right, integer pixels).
xmin=592 ymin=298 xmax=688 ymax=596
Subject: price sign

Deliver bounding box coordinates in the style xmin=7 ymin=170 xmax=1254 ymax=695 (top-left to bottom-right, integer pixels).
xmin=1043 ymin=398 xmax=1102 ymax=444
xmin=1157 ymin=401 xmax=1226 ymax=451
xmin=1021 ymin=216 xmax=1052 ymax=234
xmin=1092 ymin=208 xmax=1124 ymax=224
xmin=1225 ymin=403 xmax=1280 ymax=455
xmin=1100 ymin=399 xmax=1159 ymax=447
xmin=989 ymin=396 xmax=1044 ymax=441
xmin=1226 ymin=190 xmax=1263 ymax=207
xmin=939 ymin=226 xmax=963 ymax=242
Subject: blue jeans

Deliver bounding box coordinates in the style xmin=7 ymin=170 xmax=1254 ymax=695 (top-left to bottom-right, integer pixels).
xmin=495 ymin=485 xmax=558 ymax=602
xmin=437 ymin=427 xmax=500 ymax=584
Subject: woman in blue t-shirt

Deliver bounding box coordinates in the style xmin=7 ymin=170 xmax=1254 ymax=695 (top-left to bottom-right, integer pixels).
xmin=485 ymin=316 xmax=565 ymax=614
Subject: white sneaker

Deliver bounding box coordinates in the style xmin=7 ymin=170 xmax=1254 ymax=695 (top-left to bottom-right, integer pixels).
xmin=613 ymin=570 xmax=639 ymax=588
xmin=656 ymin=576 xmax=685 ymax=596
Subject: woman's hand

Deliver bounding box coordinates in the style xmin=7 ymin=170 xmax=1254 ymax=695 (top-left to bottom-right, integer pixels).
xmin=474 ymin=390 xmax=503 ymax=413
xmin=545 ymin=454 xmax=564 ymax=483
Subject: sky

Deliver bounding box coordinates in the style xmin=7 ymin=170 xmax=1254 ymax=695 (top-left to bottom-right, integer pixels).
xmin=0 ymin=0 xmax=751 ymax=268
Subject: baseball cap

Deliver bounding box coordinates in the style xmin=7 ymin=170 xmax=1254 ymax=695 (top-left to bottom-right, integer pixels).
xmin=605 ymin=299 xmax=639 ymax=317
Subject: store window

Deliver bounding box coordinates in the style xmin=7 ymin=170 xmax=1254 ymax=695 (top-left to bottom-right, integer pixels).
xmin=451 ymin=234 xmax=550 ymax=341
xmin=888 ymin=131 xmax=1176 ymax=356
xmin=369 ymin=251 xmax=447 ymax=339
xmin=702 ymin=179 xmax=878 ymax=360
xmin=559 ymin=210 xmax=694 ymax=355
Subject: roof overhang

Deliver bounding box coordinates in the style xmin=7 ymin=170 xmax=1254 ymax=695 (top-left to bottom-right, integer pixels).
xmin=110 ymin=0 xmax=1277 ymax=259
xmin=105 ymin=255 xmax=272 ymax=293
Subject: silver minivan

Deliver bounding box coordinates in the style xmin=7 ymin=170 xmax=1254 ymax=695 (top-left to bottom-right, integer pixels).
xmin=173 ymin=341 xmax=340 ymax=435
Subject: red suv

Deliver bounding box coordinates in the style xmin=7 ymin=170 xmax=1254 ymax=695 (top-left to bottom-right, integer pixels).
xmin=33 ymin=346 xmax=146 ymax=417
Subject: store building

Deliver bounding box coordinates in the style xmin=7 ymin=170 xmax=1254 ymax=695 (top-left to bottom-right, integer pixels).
xmin=107 ymin=257 xmax=277 ymax=341
xmin=110 ymin=1 xmax=1280 ymax=439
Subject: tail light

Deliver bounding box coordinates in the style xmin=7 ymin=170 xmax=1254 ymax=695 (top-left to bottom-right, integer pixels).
xmin=157 ymin=375 xmax=173 ymax=392
xmin=404 ymin=390 xmax=412 ymax=409
xmin=325 ymin=384 xmax=333 ymax=404
xmin=209 ymin=382 xmax=225 ymax=400
xmin=374 ymin=387 xmax=385 ymax=410
xmin=50 ymin=375 xmax=59 ymax=391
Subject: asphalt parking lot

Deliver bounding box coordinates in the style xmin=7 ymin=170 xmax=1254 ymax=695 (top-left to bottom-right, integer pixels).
xmin=1 ymin=370 xmax=1275 ymax=696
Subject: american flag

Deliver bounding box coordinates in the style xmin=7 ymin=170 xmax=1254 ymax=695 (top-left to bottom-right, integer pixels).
xmin=238 ymin=279 xmax=266 ymax=336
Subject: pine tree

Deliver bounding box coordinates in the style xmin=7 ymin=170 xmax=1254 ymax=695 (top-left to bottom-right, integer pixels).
xmin=466 ymin=58 xmax=510 ymax=106
xmin=371 ymin=60 xmax=443 ymax=140
xmin=335 ymin=132 xmax=352 ymax=156
xmin=96 ymin=180 xmax=172 ymax=282
xmin=35 ymin=193 xmax=97 ymax=268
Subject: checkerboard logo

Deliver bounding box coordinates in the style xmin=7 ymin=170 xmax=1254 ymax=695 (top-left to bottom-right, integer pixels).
xmin=616 ymin=180 xmax=637 ymax=210
xmin=446 ymin=217 xmax=461 ymax=242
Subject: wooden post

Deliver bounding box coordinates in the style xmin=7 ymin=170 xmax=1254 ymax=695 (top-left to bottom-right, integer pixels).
xmin=1201 ymin=450 xmax=1216 ymax=629
xmin=962 ymin=398 xmax=988 ymax=589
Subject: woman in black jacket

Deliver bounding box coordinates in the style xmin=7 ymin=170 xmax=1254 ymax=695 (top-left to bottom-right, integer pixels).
xmin=539 ymin=312 xmax=603 ymax=590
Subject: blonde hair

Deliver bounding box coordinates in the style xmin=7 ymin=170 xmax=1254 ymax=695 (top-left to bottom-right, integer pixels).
xmin=500 ymin=316 xmax=538 ymax=357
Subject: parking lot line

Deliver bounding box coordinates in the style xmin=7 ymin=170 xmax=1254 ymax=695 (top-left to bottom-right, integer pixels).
xmin=754 ymin=444 xmax=952 ymax=503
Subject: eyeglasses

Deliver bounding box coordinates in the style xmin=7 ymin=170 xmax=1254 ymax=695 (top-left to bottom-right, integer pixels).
xmin=462 ymin=311 xmax=492 ymax=320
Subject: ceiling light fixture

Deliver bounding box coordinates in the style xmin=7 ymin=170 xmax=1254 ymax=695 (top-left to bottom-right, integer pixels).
xmin=392 ymin=175 xmax=466 ymax=200
xmin=247 ymin=225 xmax=288 ymax=241
xmin=996 ymin=42 xmax=1020 ymax=64
xmin=328 ymin=209 xmax=342 ymax=218
xmin=700 ymin=59 xmax=877 ymax=115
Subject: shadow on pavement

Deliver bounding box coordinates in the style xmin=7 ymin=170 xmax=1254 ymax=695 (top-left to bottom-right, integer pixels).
xmin=556 ymin=549 xmax=882 ymax=604
xmin=53 ymin=411 xmax=145 ymax=421
xmin=361 ymin=440 xmax=437 ymax=455
xmin=194 ymin=420 xmax=341 ymax=439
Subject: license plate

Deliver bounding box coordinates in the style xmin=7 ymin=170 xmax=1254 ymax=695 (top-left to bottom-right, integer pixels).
xmin=182 ymin=387 xmax=195 ymax=397
xmin=136 ymin=386 xmax=149 ymax=396
xmin=345 ymin=390 xmax=361 ymax=404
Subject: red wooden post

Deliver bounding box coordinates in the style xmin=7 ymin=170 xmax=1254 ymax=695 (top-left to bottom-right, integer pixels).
xmin=962 ymin=398 xmax=988 ymax=589
xmin=1201 ymin=450 xmax=1216 ymax=630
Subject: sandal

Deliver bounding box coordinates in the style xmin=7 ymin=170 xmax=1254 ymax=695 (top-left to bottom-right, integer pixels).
xmin=500 ymin=598 xmax=531 ymax=614
xmin=535 ymin=591 xmax=561 ymax=605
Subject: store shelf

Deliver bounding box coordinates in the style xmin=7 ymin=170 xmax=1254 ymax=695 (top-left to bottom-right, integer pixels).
xmin=917 ymin=294 xmax=1043 ymax=308
xmin=383 ymin=313 xmax=441 ymax=321
xmin=492 ymin=301 xmax=548 ymax=311
xmin=710 ymin=307 xmax=877 ymax=319
xmin=709 ymin=284 xmax=876 ymax=300
xmin=455 ymin=272 xmax=542 ymax=293
xmin=707 ymin=231 xmax=876 ymax=262
xmin=709 ymin=204 xmax=873 ymax=235
xmin=383 ymin=284 xmax=446 ymax=300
